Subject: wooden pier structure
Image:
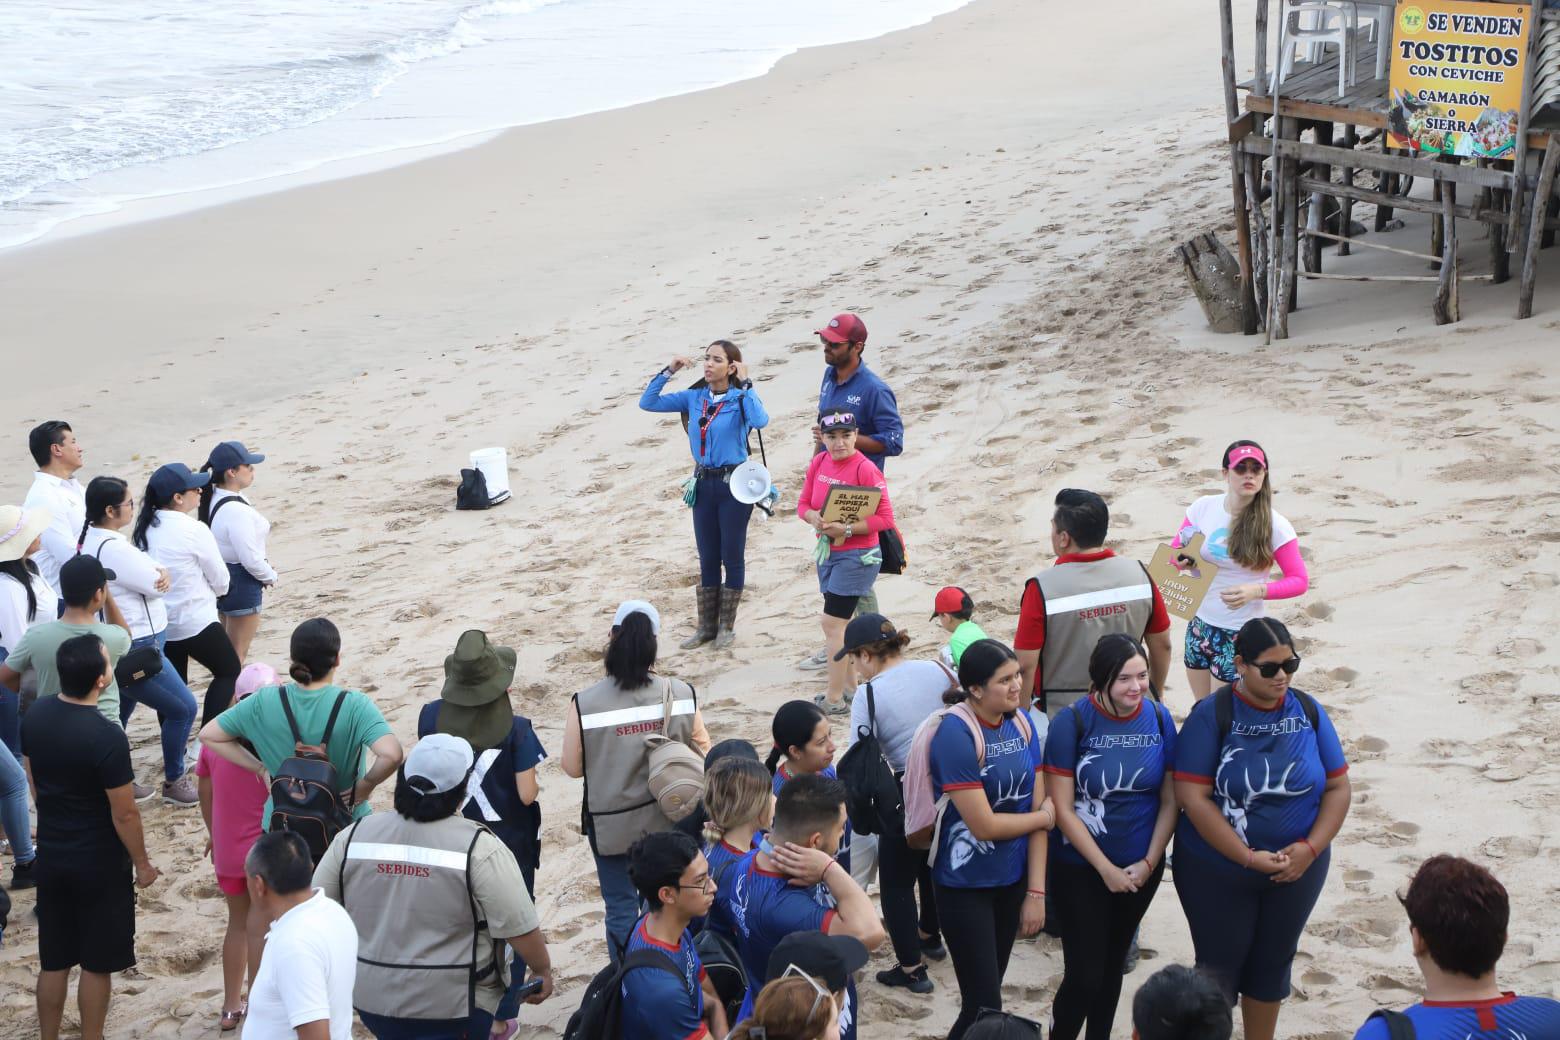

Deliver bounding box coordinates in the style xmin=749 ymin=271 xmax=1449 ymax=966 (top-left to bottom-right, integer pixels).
xmin=1219 ymin=0 xmax=1560 ymax=336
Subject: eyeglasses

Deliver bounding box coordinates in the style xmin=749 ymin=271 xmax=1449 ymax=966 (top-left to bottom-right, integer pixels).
xmin=678 ymin=874 xmax=716 ymax=893
xmin=780 ymin=964 xmax=833 ymax=1023
xmin=972 ymin=1008 xmax=1044 ymax=1037
xmin=1253 ymin=655 xmax=1302 ymax=679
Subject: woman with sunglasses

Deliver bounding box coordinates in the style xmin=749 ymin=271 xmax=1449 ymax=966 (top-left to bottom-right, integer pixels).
xmin=797 ymin=409 xmax=894 ymax=715
xmin=1044 ymin=634 xmax=1177 ymax=1040
xmin=1172 ymin=618 xmax=1351 ymax=1040
xmin=1171 ymin=440 xmax=1308 ymax=701
xmin=640 ymin=341 xmax=770 ymax=651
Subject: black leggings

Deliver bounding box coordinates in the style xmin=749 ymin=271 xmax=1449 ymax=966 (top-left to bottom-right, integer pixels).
xmin=878 ymin=818 xmax=940 ymax=967
xmin=165 ymin=622 xmax=243 ymax=727
xmin=933 ymin=879 xmax=1026 ymax=1040
xmin=1050 ymin=859 xmax=1165 ymax=1040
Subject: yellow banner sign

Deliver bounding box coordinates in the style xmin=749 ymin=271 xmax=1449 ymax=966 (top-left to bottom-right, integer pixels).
xmin=1388 ymin=0 xmax=1531 ymax=158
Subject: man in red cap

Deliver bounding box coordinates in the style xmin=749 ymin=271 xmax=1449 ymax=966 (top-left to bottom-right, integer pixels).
xmin=800 ymin=313 xmax=904 ymax=673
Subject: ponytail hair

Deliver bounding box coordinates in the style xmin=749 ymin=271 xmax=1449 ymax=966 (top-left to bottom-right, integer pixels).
xmin=701 ymin=757 xmax=772 ymax=846
xmin=1223 ymin=439 xmax=1276 ymax=570
xmin=950 ymin=638 xmax=1019 ymax=706
xmin=81 ymin=476 xmax=129 ymax=548
xmin=288 ymin=617 xmax=341 ymax=685
xmin=131 ymin=475 xmax=167 ymax=551
xmin=766 ymin=700 xmax=825 ymax=774
xmin=604 ymin=609 xmax=657 ymax=688
xmin=198 ymin=462 xmax=241 ymax=524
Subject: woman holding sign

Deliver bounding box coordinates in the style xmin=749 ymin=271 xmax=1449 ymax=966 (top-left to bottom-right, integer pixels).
xmin=640 ymin=341 xmax=770 ymax=650
xmin=797 ymin=409 xmax=895 ymax=714
xmin=1171 ymin=440 xmax=1308 ymax=700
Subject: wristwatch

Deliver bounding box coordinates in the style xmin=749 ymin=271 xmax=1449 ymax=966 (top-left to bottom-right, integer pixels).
xmin=844 ymin=524 xmax=853 ymax=538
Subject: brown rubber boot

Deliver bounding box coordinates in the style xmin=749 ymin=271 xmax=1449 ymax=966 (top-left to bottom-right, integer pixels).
xmin=713 ymin=586 xmax=743 ymax=649
xmin=680 ymin=586 xmax=719 ymax=649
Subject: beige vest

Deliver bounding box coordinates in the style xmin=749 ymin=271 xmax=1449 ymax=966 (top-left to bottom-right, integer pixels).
xmin=337 ymin=812 xmax=503 ymax=1020
xmin=1034 ymin=555 xmax=1156 ymax=716
xmin=575 ymin=674 xmax=697 ymax=855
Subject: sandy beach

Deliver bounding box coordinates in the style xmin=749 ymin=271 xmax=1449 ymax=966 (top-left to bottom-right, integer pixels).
xmin=3 ymin=0 xmax=1559 ymax=1035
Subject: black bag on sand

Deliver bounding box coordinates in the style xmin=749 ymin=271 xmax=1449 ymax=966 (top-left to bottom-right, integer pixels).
xmin=835 ymin=681 xmax=904 ymax=836
xmin=563 ymin=949 xmax=679 ymax=1040
xmin=878 ymin=526 xmax=907 ymax=575
xmin=269 ymin=688 xmax=354 ymax=864
xmin=456 ymin=468 xmax=493 ymax=511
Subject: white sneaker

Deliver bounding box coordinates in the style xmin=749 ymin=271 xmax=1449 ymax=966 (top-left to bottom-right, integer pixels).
xmin=797 ymin=648 xmax=830 ymax=671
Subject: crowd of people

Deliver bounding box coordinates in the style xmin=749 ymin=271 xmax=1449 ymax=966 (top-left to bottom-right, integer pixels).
xmin=0 ymin=314 xmax=1555 ymax=1040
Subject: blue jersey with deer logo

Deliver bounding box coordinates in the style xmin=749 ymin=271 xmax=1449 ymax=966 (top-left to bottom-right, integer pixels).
xmin=929 ymin=713 xmax=1041 ymax=889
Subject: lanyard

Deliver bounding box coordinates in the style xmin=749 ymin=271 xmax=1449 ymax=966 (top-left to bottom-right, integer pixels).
xmin=698 ymin=394 xmax=728 ymax=461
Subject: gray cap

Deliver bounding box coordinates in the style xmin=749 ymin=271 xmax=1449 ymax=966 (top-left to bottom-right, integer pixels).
xmin=404 ymin=733 xmax=474 ymax=794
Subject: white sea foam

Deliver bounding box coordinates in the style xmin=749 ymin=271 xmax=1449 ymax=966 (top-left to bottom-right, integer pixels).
xmin=0 ymin=0 xmax=970 ymax=250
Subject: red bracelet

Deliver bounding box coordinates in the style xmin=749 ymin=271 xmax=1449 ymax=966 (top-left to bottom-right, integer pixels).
xmin=1301 ymin=838 xmax=1319 ymax=859
xmin=1027 ymin=888 xmax=1046 ymax=896
xmin=1244 ymin=847 xmax=1255 ymax=869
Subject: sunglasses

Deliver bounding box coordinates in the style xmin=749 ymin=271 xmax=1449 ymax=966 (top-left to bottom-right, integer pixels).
xmin=973 ymin=1008 xmax=1044 ymax=1037
xmin=781 ymin=964 xmax=834 ymax=1022
xmin=1231 ymin=460 xmax=1266 ymax=475
xmin=819 ymin=413 xmax=857 ymax=430
xmin=1252 ymin=655 xmax=1302 ymax=679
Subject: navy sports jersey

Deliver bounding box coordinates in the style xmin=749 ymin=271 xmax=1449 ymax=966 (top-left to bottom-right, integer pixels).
xmin=1353 ymin=994 xmax=1560 ymax=1040
xmin=773 ymin=763 xmax=850 ymax=874
xmin=697 ymin=838 xmax=753 ymax=939
xmin=620 ymin=917 xmax=708 ymax=1040
xmin=417 ymin=704 xmax=546 ymax=874
xmin=1174 ymin=687 xmax=1347 ymax=860
xmin=929 ymin=713 xmax=1042 ymax=889
xmin=1043 ymin=696 xmax=1176 ymax=867
xmin=730 ymin=848 xmax=857 ymax=1040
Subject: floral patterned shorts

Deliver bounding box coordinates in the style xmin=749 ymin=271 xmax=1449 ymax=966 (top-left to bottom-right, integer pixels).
xmin=1184 ymin=615 xmax=1238 ymax=681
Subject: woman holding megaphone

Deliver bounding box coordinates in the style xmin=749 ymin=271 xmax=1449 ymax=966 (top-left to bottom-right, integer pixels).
xmin=640 ymin=340 xmax=770 ymax=650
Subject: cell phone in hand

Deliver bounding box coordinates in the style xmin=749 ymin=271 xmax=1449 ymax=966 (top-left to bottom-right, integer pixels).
xmin=513 ymin=976 xmax=545 ymax=999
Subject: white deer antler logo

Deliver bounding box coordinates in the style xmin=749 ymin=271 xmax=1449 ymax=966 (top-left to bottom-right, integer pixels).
xmin=1215 ymin=749 xmax=1313 ymax=845
xmin=1075 ymin=761 xmax=1146 ymax=837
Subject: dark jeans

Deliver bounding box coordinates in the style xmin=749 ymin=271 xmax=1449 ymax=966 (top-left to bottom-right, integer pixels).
xmin=1050 ymin=859 xmax=1165 ymax=1040
xmin=878 ymin=819 xmax=940 ymax=967
xmin=692 ymin=475 xmax=754 ymax=589
xmin=164 ymin=621 xmax=242 ymax=727
xmin=594 ymin=851 xmax=641 ymax=960
xmin=118 ymin=631 xmax=199 ymax=782
xmin=358 ymin=1009 xmax=493 ymax=1040
xmin=934 ymin=879 xmax=1026 ymax=1040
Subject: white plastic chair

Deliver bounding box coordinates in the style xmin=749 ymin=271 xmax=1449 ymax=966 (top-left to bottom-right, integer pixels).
xmin=1272 ymin=1 xmax=1353 ymax=97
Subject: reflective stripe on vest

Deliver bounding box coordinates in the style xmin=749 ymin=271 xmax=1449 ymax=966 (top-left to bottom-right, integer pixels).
xmin=345 ymin=842 xmax=470 ymax=872
xmin=1035 ymin=557 xmax=1157 ymax=710
xmin=579 ymin=699 xmax=696 ymax=731
xmin=1042 ymin=583 xmax=1155 ymax=615
xmin=465 ymin=748 xmax=503 ymax=822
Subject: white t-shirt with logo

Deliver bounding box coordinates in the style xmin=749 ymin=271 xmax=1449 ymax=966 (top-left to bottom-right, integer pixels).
xmin=243 ymin=890 xmax=358 ymax=1040
xmin=1182 ymin=494 xmax=1297 ymax=631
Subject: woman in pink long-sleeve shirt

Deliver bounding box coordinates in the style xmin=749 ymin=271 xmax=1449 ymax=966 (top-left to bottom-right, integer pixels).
xmin=798 ymin=409 xmax=896 ymax=713
xmin=1171 ymin=439 xmax=1309 ymax=700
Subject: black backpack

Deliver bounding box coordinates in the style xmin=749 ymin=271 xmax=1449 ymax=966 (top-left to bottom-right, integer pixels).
xmin=695 ymin=856 xmax=749 ymax=1024
xmin=1366 ymin=1010 xmax=1416 ymax=1040
xmin=835 ymin=680 xmax=904 ymax=837
xmin=1213 ymin=685 xmax=1320 ymax=738
xmin=456 ymin=468 xmax=492 ymax=511
xmin=562 ymin=949 xmax=680 ymax=1040
xmin=269 ymin=688 xmax=355 ymax=864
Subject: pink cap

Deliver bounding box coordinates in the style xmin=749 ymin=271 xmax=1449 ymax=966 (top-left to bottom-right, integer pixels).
xmin=816 ymin=313 xmax=868 ymax=345
xmin=235 ymin=662 xmax=281 ymax=700
xmin=1226 ymin=444 xmax=1267 ymax=469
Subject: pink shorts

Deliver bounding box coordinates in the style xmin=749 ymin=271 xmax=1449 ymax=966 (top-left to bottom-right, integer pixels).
xmin=217 ymin=874 xmax=247 ymax=896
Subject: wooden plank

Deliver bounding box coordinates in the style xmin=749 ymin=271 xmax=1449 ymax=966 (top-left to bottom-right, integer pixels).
xmin=1517 ymin=138 xmax=1560 ymax=319
xmin=1506 ymin=1 xmax=1546 ymax=252
xmin=1229 ymin=111 xmax=1258 ymax=143
xmin=1221 ymin=0 xmax=1259 ymax=334
xmin=1254 ymin=0 xmax=1268 ymax=110
xmin=1434 ymin=183 xmax=1459 ymax=325
xmin=1300 ymin=272 xmax=1495 ymax=282
xmin=1297 ymin=176 xmax=1493 ymax=222
xmin=1240 ymin=138 xmax=1520 ymax=190
xmin=1301 ymin=226 xmax=1439 ymax=262
xmin=1244 ymin=96 xmax=1555 ymax=150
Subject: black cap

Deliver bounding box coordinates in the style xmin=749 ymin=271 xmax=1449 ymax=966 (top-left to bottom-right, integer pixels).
xmin=832 ymin=612 xmax=898 ymax=660
xmin=60 ymin=555 xmax=115 ymax=606
xmin=148 ymin=462 xmax=211 ymax=503
xmin=818 ymin=409 xmax=859 ymax=434
xmin=765 ymin=932 xmax=869 ymax=992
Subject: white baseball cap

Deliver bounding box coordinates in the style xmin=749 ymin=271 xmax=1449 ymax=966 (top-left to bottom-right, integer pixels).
xmin=613 ymin=599 xmax=661 ymax=635
xmin=404 ymin=733 xmax=475 ymax=794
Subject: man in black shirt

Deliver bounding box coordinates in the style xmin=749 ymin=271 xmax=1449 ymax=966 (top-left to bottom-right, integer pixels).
xmin=23 ymin=634 xmax=159 ymax=1040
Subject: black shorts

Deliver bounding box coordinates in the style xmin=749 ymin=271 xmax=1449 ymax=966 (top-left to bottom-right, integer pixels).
xmin=36 ymin=856 xmax=137 ymax=974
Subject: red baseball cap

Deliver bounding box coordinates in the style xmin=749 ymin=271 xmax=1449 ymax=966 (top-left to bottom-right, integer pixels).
xmin=931 ymin=586 xmax=970 ymax=619
xmin=817 ymin=313 xmax=868 ymax=344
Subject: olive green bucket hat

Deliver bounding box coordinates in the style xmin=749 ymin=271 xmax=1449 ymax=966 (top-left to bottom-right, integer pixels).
xmin=437 ymin=629 xmax=518 ymax=752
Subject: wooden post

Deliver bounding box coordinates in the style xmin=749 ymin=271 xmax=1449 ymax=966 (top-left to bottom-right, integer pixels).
xmin=1221 ymin=0 xmax=1260 ymax=334
xmin=1254 ymin=0 xmax=1269 ymax=102
xmin=1505 ymin=4 xmax=1544 ymax=254
xmin=1434 ymin=183 xmax=1459 ymax=325
xmin=1517 ymin=137 xmax=1560 ymax=320
xmin=1247 ymin=152 xmax=1271 ymax=325
xmin=1376 ymin=147 xmax=1398 ymax=232
xmin=1306 ymin=122 xmax=1334 ymax=274
xmin=1339 ymin=123 xmax=1357 ymax=256
xmin=1490 ymin=185 xmax=1511 ymax=284
xmin=1431 ymin=176 xmax=1445 ymax=271
xmin=1274 ymin=116 xmax=1301 ymax=336
xmin=1284 ymin=119 xmax=1301 ymax=315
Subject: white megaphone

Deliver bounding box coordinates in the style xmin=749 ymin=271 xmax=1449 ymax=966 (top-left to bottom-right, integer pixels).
xmin=729 ymin=460 xmax=772 ymax=505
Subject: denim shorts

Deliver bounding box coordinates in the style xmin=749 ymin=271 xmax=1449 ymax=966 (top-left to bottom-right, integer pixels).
xmin=216 ymin=563 xmax=264 ymax=616
xmin=816 ymin=547 xmax=881 ymax=597
xmin=1184 ymin=615 xmax=1238 ymax=680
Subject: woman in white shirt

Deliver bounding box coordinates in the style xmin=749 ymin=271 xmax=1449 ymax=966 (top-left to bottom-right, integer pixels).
xmin=199 ymin=440 xmax=276 ymax=664
xmin=134 ymin=463 xmax=243 ymax=728
xmin=0 ymin=503 xmax=51 ymax=887
xmin=80 ymin=476 xmax=201 ymax=805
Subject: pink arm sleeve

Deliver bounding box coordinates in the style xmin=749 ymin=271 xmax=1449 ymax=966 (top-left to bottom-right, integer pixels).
xmin=1170 ymin=516 xmax=1194 ymax=549
xmin=796 ymin=455 xmax=823 ymax=521
xmin=1265 ymin=539 xmax=1309 ymax=600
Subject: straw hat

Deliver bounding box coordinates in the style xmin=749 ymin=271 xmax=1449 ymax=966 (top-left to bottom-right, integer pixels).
xmin=0 ymin=506 xmax=51 ymax=564
xmin=437 ymin=630 xmax=518 ymax=752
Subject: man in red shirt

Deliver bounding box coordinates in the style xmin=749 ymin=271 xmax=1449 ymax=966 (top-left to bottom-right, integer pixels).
xmin=1015 ymin=489 xmax=1171 ymax=717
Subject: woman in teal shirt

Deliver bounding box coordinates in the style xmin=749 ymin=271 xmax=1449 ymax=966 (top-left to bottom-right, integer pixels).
xmin=639 ymin=340 xmax=769 ymax=650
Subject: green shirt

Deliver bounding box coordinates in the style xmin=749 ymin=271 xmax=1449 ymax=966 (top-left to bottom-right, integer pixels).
xmin=948 ymin=620 xmax=989 ymax=668
xmin=216 ymin=682 xmax=394 ymax=826
xmin=6 ymin=620 xmax=133 ymax=726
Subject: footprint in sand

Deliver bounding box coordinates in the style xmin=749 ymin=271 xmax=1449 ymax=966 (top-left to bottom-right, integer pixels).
xmin=547 ymin=907 xmax=606 ymax=942
xmin=1306 ymin=601 xmax=1336 ymax=620
xmin=1478 ymin=834 xmax=1542 ymax=860
xmin=1344 ymin=868 xmax=1374 ymax=892
xmin=1329 ymin=666 xmax=1358 ymax=684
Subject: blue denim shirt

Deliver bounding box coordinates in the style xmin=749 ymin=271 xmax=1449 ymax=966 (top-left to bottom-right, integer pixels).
xmin=817 ymin=362 xmax=903 ymax=470
xmin=639 ymin=371 xmax=770 ymax=468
